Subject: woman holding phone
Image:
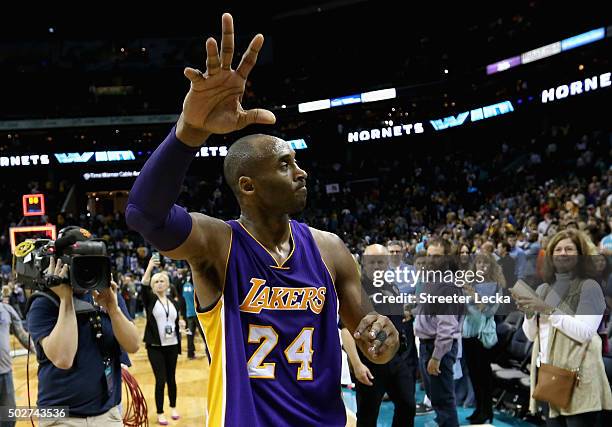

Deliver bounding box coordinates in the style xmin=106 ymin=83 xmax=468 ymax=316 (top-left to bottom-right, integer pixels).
xmin=142 ymin=254 xmax=186 ymax=425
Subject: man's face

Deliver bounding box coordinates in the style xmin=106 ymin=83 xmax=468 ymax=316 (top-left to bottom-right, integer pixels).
xmin=251 ymin=140 xmax=308 ymax=214
xmin=362 ymin=256 xmax=387 ymax=280
xmin=414 ymin=257 xmax=427 ymax=271
xmin=426 ymin=243 xmax=446 ymax=270
xmin=387 ymin=244 xmax=403 ymax=266
xmin=497 ymin=243 xmax=506 ymax=256
xmin=507 ymin=236 xmax=517 ymax=248
xmin=427 ymin=244 xmax=445 ymax=257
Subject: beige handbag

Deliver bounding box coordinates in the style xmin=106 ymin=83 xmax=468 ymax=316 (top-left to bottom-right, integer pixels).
xmin=532 ymin=317 xmax=589 ymax=409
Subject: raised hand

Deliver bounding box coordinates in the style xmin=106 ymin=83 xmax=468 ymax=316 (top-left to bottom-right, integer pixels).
xmin=178 ymin=13 xmax=276 ymax=146
xmin=93 ymin=280 xmax=120 ymax=314
xmin=46 ymin=257 xmax=72 ymax=300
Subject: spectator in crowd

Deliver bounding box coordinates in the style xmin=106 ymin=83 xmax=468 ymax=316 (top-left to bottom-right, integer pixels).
xmin=1 ymin=298 xmax=35 ymax=427
xmin=343 ymin=244 xmax=417 ymax=427
xmin=178 ymin=268 xmax=206 ymax=360
xmin=513 ymin=229 xmax=612 ymax=426
xmin=523 ymin=232 xmax=542 ymax=287
xmin=387 ymin=240 xmax=415 ymax=294
xmin=121 ymin=273 xmax=139 ymax=319
xmin=497 ymin=241 xmax=517 ymax=288
xmin=507 ymin=231 xmax=527 ymax=281
xmin=462 ymin=253 xmax=505 ymax=424
xmin=141 ymin=255 xmax=185 ymax=425
xmin=414 ymin=238 xmax=463 ymax=427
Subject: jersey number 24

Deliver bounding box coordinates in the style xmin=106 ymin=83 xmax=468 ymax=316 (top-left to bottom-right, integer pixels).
xmin=247 ymin=325 xmax=314 ymax=381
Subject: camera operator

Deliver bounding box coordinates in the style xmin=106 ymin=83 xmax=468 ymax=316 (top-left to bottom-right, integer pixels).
xmin=26 ymin=255 xmax=139 ymax=426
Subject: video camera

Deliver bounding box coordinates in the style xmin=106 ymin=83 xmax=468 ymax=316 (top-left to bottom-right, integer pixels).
xmin=14 ymin=226 xmax=111 ymax=292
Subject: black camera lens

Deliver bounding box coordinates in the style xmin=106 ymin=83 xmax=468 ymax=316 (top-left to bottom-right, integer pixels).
xmin=71 ymin=256 xmax=111 ymax=291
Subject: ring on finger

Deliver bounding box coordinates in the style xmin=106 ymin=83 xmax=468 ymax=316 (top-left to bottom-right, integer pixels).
xmin=375 ymin=330 xmax=388 ymax=343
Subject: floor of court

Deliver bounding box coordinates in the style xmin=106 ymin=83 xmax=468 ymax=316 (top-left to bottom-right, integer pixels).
xmin=342 ymin=388 xmax=535 ymax=427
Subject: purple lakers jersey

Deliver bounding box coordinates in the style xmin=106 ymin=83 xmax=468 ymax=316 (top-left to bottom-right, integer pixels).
xmin=197 ymin=220 xmax=346 ymax=427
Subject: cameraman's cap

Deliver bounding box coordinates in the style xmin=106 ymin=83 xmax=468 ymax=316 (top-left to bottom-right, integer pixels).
xmin=57 ymin=226 xmax=93 ymax=242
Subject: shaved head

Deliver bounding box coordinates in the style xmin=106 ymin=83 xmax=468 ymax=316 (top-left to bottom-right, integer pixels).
xmin=223 ymin=134 xmax=285 ymax=196
xmin=362 ymin=244 xmax=389 ymax=280
xmin=364 ymin=244 xmax=390 ymax=256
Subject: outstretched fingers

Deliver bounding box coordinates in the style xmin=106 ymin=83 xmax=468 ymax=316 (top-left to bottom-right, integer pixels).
xmin=205 ymin=37 xmax=221 ymax=76
xmin=236 ymin=34 xmax=264 ymax=80
xmin=220 ymin=13 xmax=234 ymax=70
xmin=184 ymin=67 xmax=203 ymax=83
xmin=237 ymin=108 xmax=276 ymax=129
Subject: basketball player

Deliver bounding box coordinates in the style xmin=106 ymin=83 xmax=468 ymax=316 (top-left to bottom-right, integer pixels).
xmin=126 ymin=13 xmax=399 ymax=426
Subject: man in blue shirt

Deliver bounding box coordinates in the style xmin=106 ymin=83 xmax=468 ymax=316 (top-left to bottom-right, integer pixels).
xmin=179 ymin=271 xmax=206 ymax=359
xmin=506 ymin=231 xmax=526 ymax=281
xmin=27 ymin=255 xmax=139 ymax=426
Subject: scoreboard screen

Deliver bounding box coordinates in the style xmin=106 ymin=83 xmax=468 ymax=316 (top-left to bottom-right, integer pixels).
xmin=22 ymin=193 xmax=46 ymax=216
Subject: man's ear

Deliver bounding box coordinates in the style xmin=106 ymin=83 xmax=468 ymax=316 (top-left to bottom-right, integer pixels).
xmin=238 ymin=176 xmax=254 ymax=195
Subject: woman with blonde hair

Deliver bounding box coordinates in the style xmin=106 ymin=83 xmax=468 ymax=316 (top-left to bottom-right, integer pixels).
xmin=462 ymin=253 xmax=505 ymax=424
xmin=142 ymin=255 xmax=186 ymax=425
xmin=511 ymin=229 xmax=612 ymax=426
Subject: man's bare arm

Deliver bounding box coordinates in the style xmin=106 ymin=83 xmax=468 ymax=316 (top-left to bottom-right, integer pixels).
xmin=12 ymin=321 xmax=36 ymax=354
xmin=161 ymin=213 xmax=230 ymax=264
xmin=313 ymin=229 xmax=399 ymax=364
xmin=162 ymin=214 xmax=231 ymax=308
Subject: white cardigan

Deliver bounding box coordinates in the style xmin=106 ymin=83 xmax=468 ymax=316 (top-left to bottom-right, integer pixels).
xmin=522 ymin=275 xmax=605 ymax=363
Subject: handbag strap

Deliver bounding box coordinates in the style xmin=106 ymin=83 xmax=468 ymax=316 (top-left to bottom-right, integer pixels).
xmin=538 ymin=314 xmax=591 ymax=371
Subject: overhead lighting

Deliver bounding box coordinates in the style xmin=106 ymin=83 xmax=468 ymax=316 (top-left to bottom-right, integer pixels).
xmin=287 ymin=139 xmax=308 ymax=150
xmin=330 ymin=94 xmax=361 ymax=107
xmin=521 ymin=41 xmax=561 ymax=64
xmin=561 ymin=27 xmax=605 ymax=51
xmin=298 ymin=99 xmax=331 ymax=113
xmin=486 ymin=56 xmax=521 ymax=75
xmin=361 ymin=88 xmax=396 ymax=103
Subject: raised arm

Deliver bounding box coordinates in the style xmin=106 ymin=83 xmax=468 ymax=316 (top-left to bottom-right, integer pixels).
xmin=93 ymin=281 xmax=140 ymax=354
xmin=38 ymin=259 xmax=78 ymax=370
xmin=142 ymin=256 xmax=159 ymax=286
xmin=313 ymin=230 xmax=399 ymax=364
xmin=125 ymin=13 xmax=275 ymax=264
